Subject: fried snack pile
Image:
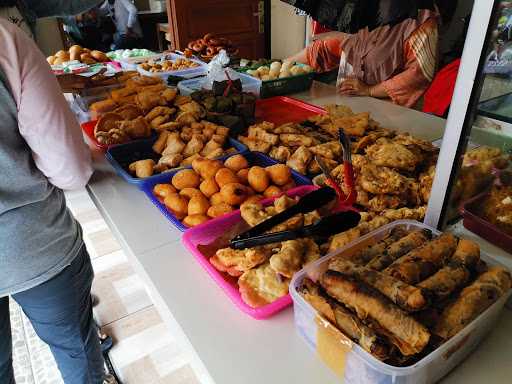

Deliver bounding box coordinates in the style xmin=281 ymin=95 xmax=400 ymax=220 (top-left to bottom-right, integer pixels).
xmin=152 ymin=154 xmax=297 ymax=227
xmin=480 ymin=184 xmax=512 ymax=235
xmin=47 ymin=45 xmax=109 ymax=65
xmin=300 ymin=227 xmax=512 ymax=366
xmin=139 ymin=58 xmax=200 ymax=73
xmin=185 ymin=33 xmax=238 ymax=61
xmin=211 ymin=195 xmax=323 ymax=308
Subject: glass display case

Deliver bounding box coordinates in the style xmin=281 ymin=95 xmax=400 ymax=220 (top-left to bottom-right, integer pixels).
xmin=426 ymin=1 xmax=512 ymax=256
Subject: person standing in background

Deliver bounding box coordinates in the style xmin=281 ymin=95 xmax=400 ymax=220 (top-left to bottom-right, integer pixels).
xmin=99 ymin=0 xmax=143 ymax=50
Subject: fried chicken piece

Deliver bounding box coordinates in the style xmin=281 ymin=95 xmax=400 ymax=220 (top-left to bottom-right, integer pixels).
xmin=238 ymin=136 xmax=272 ymax=153
xmin=239 ymin=262 xmax=290 ymax=308
xmin=161 ymin=88 xmax=177 ymax=103
xmin=381 ymin=206 xmax=427 ymax=221
xmin=331 ymin=112 xmax=369 ymax=137
xmin=247 ymin=121 xmax=274 ymax=131
xmin=270 ymin=214 xmax=304 ymax=232
xmin=359 ymin=164 xmax=407 ymax=195
xmin=241 ymin=202 xmax=272 ymax=227
xmin=463 ymin=146 xmax=509 ymax=169
xmin=419 ymin=165 xmax=435 ymax=204
xmin=367 ymin=194 xmax=403 ymax=212
xmin=287 ymin=146 xmax=313 ymax=175
xmin=162 ymin=132 xmax=186 ymax=156
xmin=366 ymin=140 xmax=420 ymax=172
xmin=328 ymin=227 xmax=362 ymax=252
xmin=113 ymin=104 xmax=143 ymax=120
xmin=309 ymin=141 xmax=342 ymax=160
xmin=119 ymin=116 xmax=151 ymax=139
xmin=270 ymin=240 xmax=305 ymax=278
xmin=211 ymin=246 xmax=271 ymax=277
xmin=182 ymin=134 xmax=205 ymax=157
xmin=248 ymin=126 xmax=279 ymax=145
xmin=393 ymin=133 xmax=438 ymax=153
xmin=279 ymin=134 xmax=318 ymax=147
xmin=268 ymin=146 xmax=291 ymax=163
xmin=272 ymin=122 xmax=301 ymax=134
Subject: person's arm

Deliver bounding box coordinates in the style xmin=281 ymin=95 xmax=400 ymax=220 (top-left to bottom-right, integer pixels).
xmin=24 ymin=0 xmax=104 ymax=18
xmin=118 ymin=0 xmax=139 ymax=30
xmin=1 ymin=21 xmax=92 ymax=190
xmin=287 ymin=38 xmax=342 ymax=72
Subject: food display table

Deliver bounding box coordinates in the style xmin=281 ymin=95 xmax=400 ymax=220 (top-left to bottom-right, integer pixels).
xmin=86 ymin=82 xmax=512 ymax=384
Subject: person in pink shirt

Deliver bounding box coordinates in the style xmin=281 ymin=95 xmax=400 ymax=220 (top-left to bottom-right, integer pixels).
xmin=0 ymin=19 xmax=116 ymax=384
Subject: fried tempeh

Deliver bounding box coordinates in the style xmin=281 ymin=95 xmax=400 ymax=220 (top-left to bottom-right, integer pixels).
xmin=384 ymin=233 xmax=458 ymax=284
xmin=366 ymin=229 xmax=432 ymax=271
xmin=434 ymin=267 xmax=512 ymax=339
xmin=321 ymin=271 xmax=430 ymax=356
xmin=328 ymin=258 xmax=428 ymax=312
xmin=301 ymin=278 xmax=390 ymax=361
xmin=348 ymin=227 xmax=409 ymax=266
xmin=417 ymin=240 xmax=480 ymax=300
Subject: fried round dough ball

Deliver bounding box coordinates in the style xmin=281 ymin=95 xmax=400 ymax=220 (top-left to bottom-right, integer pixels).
xmin=172 ymin=169 xmax=201 ymax=190
xmin=263 ymin=185 xmax=282 ymax=198
xmin=236 ymin=168 xmax=249 ymax=185
xmin=220 ymin=183 xmax=248 ymax=205
xmin=224 ymin=154 xmax=249 ymax=172
xmin=200 ymin=178 xmax=220 ymax=198
xmin=188 ymin=194 xmax=211 ymax=215
xmin=248 ymin=166 xmax=269 ymax=193
xmin=164 ymin=193 xmax=188 ymax=219
xmin=192 ymin=158 xmax=223 ymax=180
xmin=215 ymin=168 xmax=239 ymax=187
xmin=153 ymin=184 xmax=176 ymax=198
xmin=207 ymin=203 xmax=234 ymax=218
xmin=179 ymin=188 xmax=203 ymax=199
xmin=183 ymin=215 xmax=209 ymax=227
xmin=266 ymin=164 xmax=292 ymax=186
xmin=210 ymin=192 xmax=224 ymax=206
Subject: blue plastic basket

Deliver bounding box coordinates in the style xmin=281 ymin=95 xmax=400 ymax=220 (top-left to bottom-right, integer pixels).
xmin=140 ymin=151 xmax=313 ymax=231
xmin=177 ymin=72 xmax=261 ymax=97
xmin=105 ymin=137 xmax=247 ymax=187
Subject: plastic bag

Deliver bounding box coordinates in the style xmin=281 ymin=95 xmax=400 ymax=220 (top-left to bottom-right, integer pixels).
xmin=336 ymin=51 xmax=355 ymax=89
xmin=203 ymin=49 xmax=241 ymax=89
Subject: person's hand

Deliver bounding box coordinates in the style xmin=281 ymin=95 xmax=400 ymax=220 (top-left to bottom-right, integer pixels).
xmin=338 ymin=78 xmax=372 ymax=96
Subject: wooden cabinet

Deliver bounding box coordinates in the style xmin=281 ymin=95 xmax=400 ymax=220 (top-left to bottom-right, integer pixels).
xmin=166 ymin=0 xmax=267 ymax=58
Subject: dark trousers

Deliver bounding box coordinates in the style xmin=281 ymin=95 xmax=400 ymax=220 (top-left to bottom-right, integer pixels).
xmin=112 ymin=34 xmax=143 ymax=50
xmin=0 ymin=247 xmax=105 ymax=384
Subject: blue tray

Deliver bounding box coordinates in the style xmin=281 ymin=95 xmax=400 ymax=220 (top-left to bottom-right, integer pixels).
xmin=105 ymin=137 xmax=247 ymax=187
xmin=140 ymin=151 xmax=313 ymax=231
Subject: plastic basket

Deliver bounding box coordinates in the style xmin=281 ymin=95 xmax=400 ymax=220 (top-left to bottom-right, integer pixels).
xmin=177 ymin=72 xmax=261 ymax=97
xmin=140 ymin=151 xmax=312 ymax=232
xmin=290 ymin=220 xmax=512 ymax=384
xmin=181 ymin=185 xmax=317 ymax=318
xmin=137 ymin=53 xmax=207 ymax=80
xmin=105 ymin=137 xmax=247 ymax=187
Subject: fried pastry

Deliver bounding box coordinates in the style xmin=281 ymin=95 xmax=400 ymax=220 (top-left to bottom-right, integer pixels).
xmin=287 ymin=146 xmax=312 ymax=175
xmin=211 ymin=246 xmax=271 ymax=277
xmin=309 ymin=141 xmax=342 ymax=160
xmin=238 ymin=136 xmax=272 ymax=153
xmin=270 ymin=240 xmax=305 ymax=278
xmin=239 ymin=262 xmax=290 ymax=308
xmin=279 ymin=133 xmax=317 ymax=147
xmin=241 ymin=202 xmax=272 ymax=227
xmin=128 ymin=159 xmax=155 ymax=178
xmin=152 ymin=131 xmax=170 ymax=154
xmin=145 ymin=106 xmax=176 ymax=122
xmin=366 ymin=140 xmax=419 ymax=172
xmin=113 ymin=104 xmax=143 ymax=120
xmin=269 ymin=146 xmax=291 ymax=163
xmin=162 ymin=133 xmax=186 ymax=156
xmin=359 ymin=164 xmax=407 ymax=195
xmin=120 ymin=116 xmax=151 ymax=138
xmin=248 ymin=125 xmax=279 ymax=145
xmin=302 ymin=238 xmax=321 ymax=265
xmin=182 ymin=134 xmax=205 ymax=157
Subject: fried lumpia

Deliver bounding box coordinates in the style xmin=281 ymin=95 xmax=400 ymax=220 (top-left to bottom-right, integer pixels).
xmin=384 ymin=233 xmax=458 ymax=284
xmin=328 ymin=258 xmax=428 ymax=312
xmin=434 ymin=266 xmax=512 ymax=339
xmin=301 ymin=278 xmax=390 ymax=361
xmin=321 ymin=271 xmax=431 ymax=356
xmin=417 ymin=240 xmax=480 ymax=300
xmin=366 ymin=229 xmax=432 ymax=271
xmin=348 ymin=227 xmax=409 ymax=266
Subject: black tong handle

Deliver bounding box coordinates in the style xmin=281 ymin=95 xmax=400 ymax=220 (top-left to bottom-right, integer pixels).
xmin=232 ymin=187 xmax=337 ymax=242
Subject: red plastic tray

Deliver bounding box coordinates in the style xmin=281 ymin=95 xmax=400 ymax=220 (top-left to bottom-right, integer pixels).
xmin=462 ymin=192 xmax=512 ymax=253
xmin=81 ymin=120 xmax=107 ymax=151
xmin=255 ymin=96 xmax=325 ymax=126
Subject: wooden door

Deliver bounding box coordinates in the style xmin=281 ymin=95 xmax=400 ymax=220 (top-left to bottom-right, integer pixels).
xmin=166 ymin=0 xmax=267 ymax=59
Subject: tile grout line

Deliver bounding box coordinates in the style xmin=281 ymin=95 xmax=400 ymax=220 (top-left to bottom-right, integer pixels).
xmin=95 ymin=303 xmax=155 ymax=329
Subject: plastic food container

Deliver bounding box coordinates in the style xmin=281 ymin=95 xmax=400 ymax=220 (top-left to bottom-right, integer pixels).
xmin=80 ymin=120 xmax=156 ymax=151
xmin=137 ymin=53 xmax=207 ymax=80
xmin=255 ymin=96 xmax=326 ymax=126
xmin=462 ymin=192 xmax=512 ymax=253
xmin=140 ymin=151 xmax=312 ymax=231
xmin=181 ymin=185 xmax=317 ymax=318
xmin=105 ymin=137 xmax=247 ymax=187
xmin=177 ymin=72 xmax=261 ymax=97
xmin=238 ymin=64 xmax=315 ymax=98
xmin=290 ymin=220 xmax=512 ymax=384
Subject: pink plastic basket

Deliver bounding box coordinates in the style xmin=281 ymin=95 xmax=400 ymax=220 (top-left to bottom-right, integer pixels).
xmin=181 ymin=185 xmax=318 ymax=319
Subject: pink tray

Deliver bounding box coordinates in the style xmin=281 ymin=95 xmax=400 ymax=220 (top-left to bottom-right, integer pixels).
xmin=182 ymin=185 xmax=318 ymax=319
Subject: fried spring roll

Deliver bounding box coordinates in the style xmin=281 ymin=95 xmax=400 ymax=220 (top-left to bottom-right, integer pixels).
xmin=321 ymin=271 xmax=431 ymax=356
xmin=434 ymin=267 xmax=512 ymax=339
xmin=366 ymin=229 xmax=432 ymax=271
xmin=417 ymin=240 xmax=480 ymax=299
xmin=348 ymin=227 xmax=409 ymax=266
xmin=384 ymin=233 xmax=458 ymax=284
xmin=301 ymin=278 xmax=390 ymax=361
xmin=328 ymin=258 xmax=428 ymax=311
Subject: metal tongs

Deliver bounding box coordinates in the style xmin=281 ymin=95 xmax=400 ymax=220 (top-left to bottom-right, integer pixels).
xmin=315 ymin=129 xmax=356 ymax=207
xmin=229 ymin=187 xmax=361 ymax=249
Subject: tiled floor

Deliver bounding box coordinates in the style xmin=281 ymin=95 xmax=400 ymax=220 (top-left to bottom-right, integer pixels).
xmin=10 ymin=189 xmax=201 ymax=384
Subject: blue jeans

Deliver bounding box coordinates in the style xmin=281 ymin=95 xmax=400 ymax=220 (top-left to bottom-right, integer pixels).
xmin=0 ymin=246 xmax=105 ymax=384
